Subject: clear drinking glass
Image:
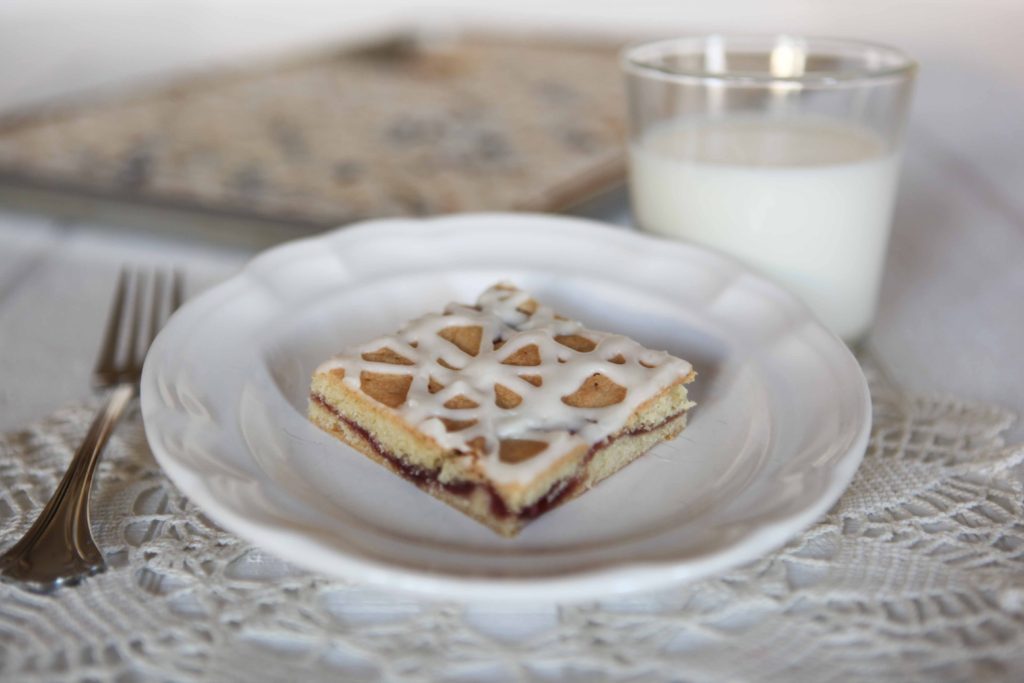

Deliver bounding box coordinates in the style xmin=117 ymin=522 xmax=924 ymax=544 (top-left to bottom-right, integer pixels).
xmin=623 ymin=36 xmax=916 ymax=343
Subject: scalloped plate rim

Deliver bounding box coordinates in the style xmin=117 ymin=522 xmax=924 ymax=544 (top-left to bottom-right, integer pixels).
xmin=141 ymin=212 xmax=870 ymax=602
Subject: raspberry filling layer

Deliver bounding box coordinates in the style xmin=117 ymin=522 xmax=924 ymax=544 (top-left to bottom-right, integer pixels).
xmin=310 ymin=393 xmax=687 ymax=521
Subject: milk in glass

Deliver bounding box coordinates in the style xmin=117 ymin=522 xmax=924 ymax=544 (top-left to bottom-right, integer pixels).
xmin=630 ymin=117 xmax=900 ymax=342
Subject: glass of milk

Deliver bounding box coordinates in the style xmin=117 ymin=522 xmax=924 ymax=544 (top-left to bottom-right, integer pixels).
xmin=623 ymin=36 xmax=916 ymax=343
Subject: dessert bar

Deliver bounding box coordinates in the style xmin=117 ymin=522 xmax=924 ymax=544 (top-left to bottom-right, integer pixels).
xmin=309 ymin=283 xmax=695 ymax=536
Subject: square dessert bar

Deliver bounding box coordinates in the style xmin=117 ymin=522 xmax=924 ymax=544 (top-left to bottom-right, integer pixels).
xmin=309 ymin=283 xmax=696 ymax=537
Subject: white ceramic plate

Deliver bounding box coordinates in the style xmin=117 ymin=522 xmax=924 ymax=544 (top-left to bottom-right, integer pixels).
xmin=141 ymin=213 xmax=870 ymax=602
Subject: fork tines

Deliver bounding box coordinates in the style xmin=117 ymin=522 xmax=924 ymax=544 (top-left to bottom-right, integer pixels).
xmin=93 ymin=269 xmax=184 ymax=387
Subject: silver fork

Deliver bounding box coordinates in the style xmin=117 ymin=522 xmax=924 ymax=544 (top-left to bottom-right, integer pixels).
xmin=0 ymin=269 xmax=183 ymax=592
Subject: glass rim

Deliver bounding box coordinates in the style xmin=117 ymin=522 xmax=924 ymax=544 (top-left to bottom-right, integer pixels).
xmin=621 ymin=34 xmax=917 ymax=87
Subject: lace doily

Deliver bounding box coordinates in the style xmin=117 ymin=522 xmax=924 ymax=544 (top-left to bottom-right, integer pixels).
xmin=1 ymin=365 xmax=1022 ymax=682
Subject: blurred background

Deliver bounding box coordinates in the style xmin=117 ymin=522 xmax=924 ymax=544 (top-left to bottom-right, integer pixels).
xmin=0 ymin=0 xmax=1022 ymax=429
xmin=1 ymin=0 xmax=1021 ymax=222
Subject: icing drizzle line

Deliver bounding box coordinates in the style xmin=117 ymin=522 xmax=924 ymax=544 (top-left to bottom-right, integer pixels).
xmin=316 ymin=284 xmax=693 ymax=485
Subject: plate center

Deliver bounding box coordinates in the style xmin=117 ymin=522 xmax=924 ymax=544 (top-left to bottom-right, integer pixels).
xmin=254 ymin=270 xmax=767 ymax=555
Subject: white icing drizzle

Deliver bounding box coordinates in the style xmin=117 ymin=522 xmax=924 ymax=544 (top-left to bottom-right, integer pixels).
xmin=316 ymin=284 xmax=693 ymax=485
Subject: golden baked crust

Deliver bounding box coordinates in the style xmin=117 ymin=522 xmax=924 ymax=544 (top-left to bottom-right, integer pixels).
xmin=309 ymin=283 xmax=696 ymax=537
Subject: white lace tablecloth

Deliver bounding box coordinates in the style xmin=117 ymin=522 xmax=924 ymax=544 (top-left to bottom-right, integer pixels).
xmin=2 ymin=360 xmax=1022 ymax=682
xmin=0 ymin=6 xmax=1022 ymax=676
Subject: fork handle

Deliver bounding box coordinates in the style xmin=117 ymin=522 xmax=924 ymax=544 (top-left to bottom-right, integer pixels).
xmin=0 ymin=384 xmax=135 ymax=590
